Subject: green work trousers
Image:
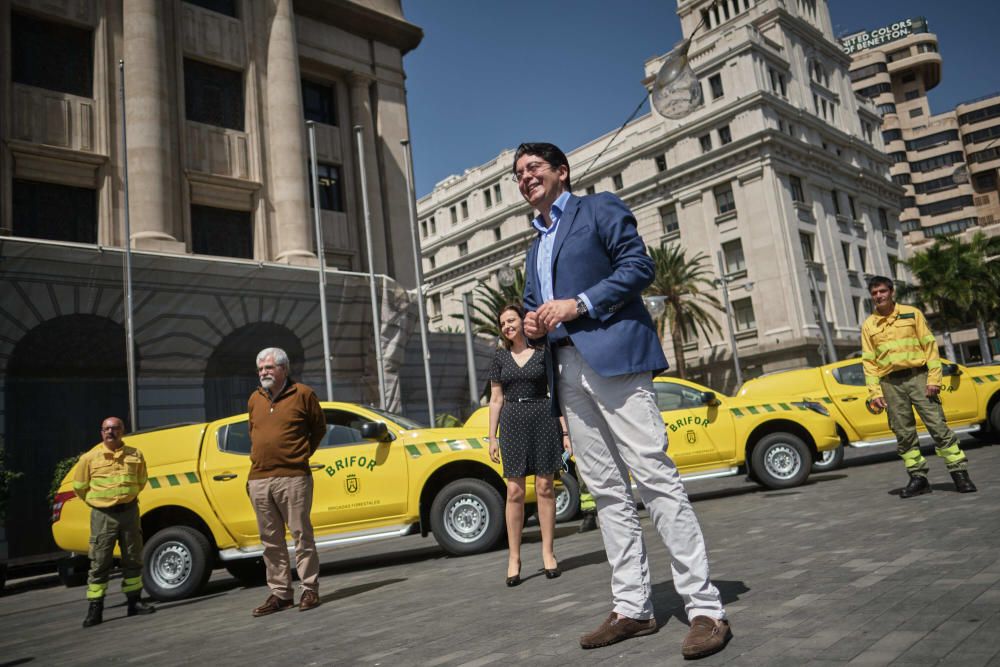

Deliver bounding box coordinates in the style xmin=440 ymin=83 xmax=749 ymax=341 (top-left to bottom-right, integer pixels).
xmin=86 ymin=502 xmax=144 ymax=600
xmin=881 ymin=370 xmax=968 ymax=478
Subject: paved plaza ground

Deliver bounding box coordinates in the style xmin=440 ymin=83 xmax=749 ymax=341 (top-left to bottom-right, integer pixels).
xmin=2 ymin=438 xmax=998 ymax=666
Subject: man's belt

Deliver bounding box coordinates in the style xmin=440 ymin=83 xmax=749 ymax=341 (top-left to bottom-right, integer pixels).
xmin=95 ymin=500 xmax=137 ymax=513
xmin=885 ymin=365 xmax=928 ymax=380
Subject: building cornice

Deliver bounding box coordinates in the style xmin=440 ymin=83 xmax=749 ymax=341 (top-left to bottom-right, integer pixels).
xmin=293 ymin=0 xmax=423 ymax=54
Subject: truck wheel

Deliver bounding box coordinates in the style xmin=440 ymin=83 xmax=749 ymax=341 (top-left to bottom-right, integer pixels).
xmin=57 ymin=554 xmax=89 ymax=588
xmin=751 ymin=433 xmax=811 ymax=489
xmin=811 ymin=444 xmax=845 ymax=473
xmin=555 ymin=473 xmax=581 ymax=523
xmin=223 ymin=557 xmax=266 ymax=587
xmin=143 ymin=526 xmax=212 ymax=602
xmin=430 ymin=478 xmax=504 ymax=556
xmin=991 ymin=401 xmax=1000 ymax=434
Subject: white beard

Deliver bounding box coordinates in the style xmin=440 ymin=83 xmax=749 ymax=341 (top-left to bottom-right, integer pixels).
xmin=260 ymin=377 xmax=275 ymax=390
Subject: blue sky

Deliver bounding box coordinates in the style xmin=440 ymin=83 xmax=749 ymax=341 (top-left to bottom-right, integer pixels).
xmin=402 ymin=1 xmax=1000 ymax=197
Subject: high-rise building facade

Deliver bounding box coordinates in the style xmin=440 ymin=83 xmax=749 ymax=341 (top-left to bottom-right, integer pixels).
xmin=0 ymin=0 xmax=423 ymax=560
xmin=843 ymin=17 xmax=1000 ymax=247
xmin=418 ymin=0 xmax=903 ymax=390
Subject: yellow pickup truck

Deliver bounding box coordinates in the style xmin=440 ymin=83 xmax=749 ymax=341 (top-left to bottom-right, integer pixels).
xmin=737 ymin=359 xmax=1000 ymax=470
xmin=52 ymin=402 xmax=535 ymax=601
xmin=467 ymin=376 xmax=841 ymax=517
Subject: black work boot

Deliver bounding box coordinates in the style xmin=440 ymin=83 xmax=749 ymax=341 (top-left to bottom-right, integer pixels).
xmin=82 ymin=599 xmax=104 ymax=628
xmin=126 ymin=592 xmax=156 ymax=616
xmin=950 ymin=471 xmax=977 ymax=494
xmin=578 ymin=511 xmax=598 ymax=533
xmin=900 ymin=475 xmax=931 ymax=498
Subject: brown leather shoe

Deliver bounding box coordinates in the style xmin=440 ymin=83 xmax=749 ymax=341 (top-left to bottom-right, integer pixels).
xmin=252 ymin=594 xmax=294 ymax=617
xmin=579 ymin=612 xmax=658 ymax=649
xmin=298 ymin=589 xmax=321 ymax=612
xmin=681 ymin=616 xmax=732 ymax=659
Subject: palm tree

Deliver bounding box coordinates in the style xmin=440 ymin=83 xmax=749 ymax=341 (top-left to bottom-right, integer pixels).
xmin=902 ymin=232 xmax=1000 ymax=362
xmin=450 ymin=267 xmax=526 ymax=338
xmin=645 ymin=244 xmax=723 ymax=378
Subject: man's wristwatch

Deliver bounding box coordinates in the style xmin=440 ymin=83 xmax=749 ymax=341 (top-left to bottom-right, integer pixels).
xmin=575 ymin=297 xmax=588 ymax=317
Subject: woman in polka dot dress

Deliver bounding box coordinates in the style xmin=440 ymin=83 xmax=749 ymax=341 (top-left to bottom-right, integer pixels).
xmin=487 ymin=303 xmax=568 ymax=586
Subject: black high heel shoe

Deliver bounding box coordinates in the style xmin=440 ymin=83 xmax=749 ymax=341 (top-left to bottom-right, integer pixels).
xmin=543 ymin=562 xmax=561 ymax=579
xmin=506 ymin=562 xmax=521 ymax=587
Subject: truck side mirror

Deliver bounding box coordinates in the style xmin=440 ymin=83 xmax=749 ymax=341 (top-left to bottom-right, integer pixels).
xmin=360 ymin=421 xmax=392 ymax=442
xmin=701 ymin=391 xmax=720 ymax=407
xmin=942 ymin=363 xmax=961 ymax=377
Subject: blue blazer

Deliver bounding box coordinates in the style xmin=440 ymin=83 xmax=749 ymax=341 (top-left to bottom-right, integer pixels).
xmin=524 ymin=192 xmax=669 ymax=385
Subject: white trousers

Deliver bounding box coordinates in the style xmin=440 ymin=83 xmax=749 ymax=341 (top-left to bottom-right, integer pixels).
xmin=557 ymin=347 xmax=725 ymax=621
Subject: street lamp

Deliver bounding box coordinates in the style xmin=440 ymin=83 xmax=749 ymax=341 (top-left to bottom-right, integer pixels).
xmin=497 ymin=265 xmax=516 ymax=289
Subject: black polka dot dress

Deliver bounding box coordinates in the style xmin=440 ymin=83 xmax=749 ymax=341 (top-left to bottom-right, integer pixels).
xmin=488 ymin=346 xmax=563 ymax=478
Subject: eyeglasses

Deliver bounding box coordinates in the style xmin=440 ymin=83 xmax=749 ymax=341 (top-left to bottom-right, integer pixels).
xmin=257 ymin=364 xmax=284 ymax=374
xmin=511 ymin=161 xmax=554 ymax=183
xmin=101 ymin=426 xmax=122 ymax=433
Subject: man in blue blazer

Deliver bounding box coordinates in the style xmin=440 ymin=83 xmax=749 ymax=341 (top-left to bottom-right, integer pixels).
xmin=517 ymin=143 xmax=731 ymax=659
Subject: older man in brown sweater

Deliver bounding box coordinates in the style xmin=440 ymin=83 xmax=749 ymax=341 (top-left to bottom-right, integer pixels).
xmin=248 ymin=347 xmax=326 ymax=617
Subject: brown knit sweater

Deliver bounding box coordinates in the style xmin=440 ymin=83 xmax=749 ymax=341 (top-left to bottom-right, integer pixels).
xmin=248 ymin=380 xmax=327 ymax=479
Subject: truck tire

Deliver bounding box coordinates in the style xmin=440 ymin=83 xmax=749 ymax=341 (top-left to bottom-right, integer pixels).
xmin=223 ymin=557 xmax=266 ymax=587
xmin=143 ymin=526 xmax=213 ymax=602
xmin=750 ymin=433 xmax=811 ymax=489
xmin=555 ymin=472 xmax=581 ymax=523
xmin=430 ymin=478 xmax=504 ymax=556
xmin=811 ymin=444 xmax=845 ymax=473
xmin=991 ymin=401 xmax=1000 ymax=434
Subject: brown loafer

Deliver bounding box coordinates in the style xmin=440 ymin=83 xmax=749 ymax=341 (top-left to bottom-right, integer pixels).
xmin=298 ymin=589 xmax=321 ymax=612
xmin=681 ymin=616 xmax=732 ymax=659
xmin=252 ymin=594 xmax=294 ymax=617
xmin=579 ymin=612 xmax=658 ymax=649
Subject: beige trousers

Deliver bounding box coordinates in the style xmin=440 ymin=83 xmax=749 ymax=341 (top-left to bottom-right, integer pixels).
xmin=248 ymin=475 xmax=319 ymax=599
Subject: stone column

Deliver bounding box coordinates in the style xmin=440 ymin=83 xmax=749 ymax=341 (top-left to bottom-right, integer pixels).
xmin=265 ymin=0 xmax=313 ymax=264
xmin=122 ymin=0 xmax=184 ymax=252
xmin=349 ymin=73 xmax=389 ymax=273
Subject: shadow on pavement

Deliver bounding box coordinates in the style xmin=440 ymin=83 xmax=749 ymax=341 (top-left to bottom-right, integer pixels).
xmin=326 ymin=578 xmax=406 ymax=602
xmin=651 ymin=578 xmax=750 ymax=627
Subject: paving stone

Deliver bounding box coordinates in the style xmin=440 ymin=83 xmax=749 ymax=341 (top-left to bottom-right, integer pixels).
xmin=1 ymin=438 xmax=997 ymax=666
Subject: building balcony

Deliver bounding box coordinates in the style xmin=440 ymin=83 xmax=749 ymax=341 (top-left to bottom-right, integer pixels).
xmin=10 ymin=84 xmax=101 ymax=156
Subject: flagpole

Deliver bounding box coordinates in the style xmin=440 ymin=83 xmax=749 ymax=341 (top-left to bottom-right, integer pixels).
xmin=118 ymin=60 xmax=138 ymax=431
xmin=307 ymin=121 xmax=334 ymax=401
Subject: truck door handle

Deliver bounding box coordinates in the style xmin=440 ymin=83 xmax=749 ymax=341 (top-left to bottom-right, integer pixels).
xmin=212 ymin=473 xmax=238 ymax=481
xmin=841 ymin=397 xmax=858 ymax=402
xmin=309 ymin=464 xmax=324 ymax=470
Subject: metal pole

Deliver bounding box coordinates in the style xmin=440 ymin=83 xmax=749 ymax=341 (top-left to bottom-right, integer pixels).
xmin=354 ymin=125 xmax=387 ymax=409
xmin=307 ymin=121 xmax=334 ymax=401
xmin=716 ymin=251 xmax=743 ymax=388
xmin=807 ymin=268 xmax=838 ymax=363
xmin=461 ymin=292 xmax=478 ymax=407
xmin=118 ymin=60 xmax=138 ymax=431
xmin=401 ymin=139 xmax=436 ymax=425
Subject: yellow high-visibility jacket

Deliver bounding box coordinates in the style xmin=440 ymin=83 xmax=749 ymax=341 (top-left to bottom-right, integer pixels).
xmin=861 ymin=303 xmax=942 ymax=399
xmin=73 ymin=444 xmax=148 ymax=508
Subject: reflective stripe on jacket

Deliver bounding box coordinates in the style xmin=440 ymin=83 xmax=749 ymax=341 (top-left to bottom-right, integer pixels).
xmin=73 ymin=444 xmax=148 ymax=508
xmin=860 ymin=303 xmax=942 ymax=399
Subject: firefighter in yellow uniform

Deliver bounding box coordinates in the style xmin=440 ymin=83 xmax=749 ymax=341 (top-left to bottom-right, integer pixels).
xmin=861 ymin=276 xmax=977 ymax=498
xmin=73 ymin=416 xmax=155 ymax=627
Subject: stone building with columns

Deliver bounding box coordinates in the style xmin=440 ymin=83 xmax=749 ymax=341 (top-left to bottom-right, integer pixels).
xmin=418 ymin=0 xmax=904 ymax=392
xmin=0 ymin=0 xmax=424 ymax=560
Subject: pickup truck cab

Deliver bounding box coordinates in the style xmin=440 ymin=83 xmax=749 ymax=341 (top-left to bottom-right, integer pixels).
xmin=52 ymin=402 xmax=535 ymax=601
xmin=737 ymin=359 xmax=1000 ymax=470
